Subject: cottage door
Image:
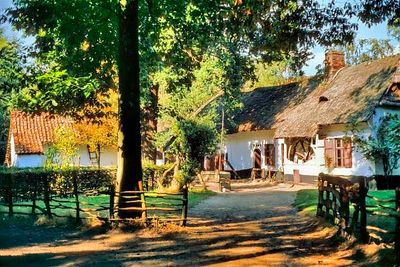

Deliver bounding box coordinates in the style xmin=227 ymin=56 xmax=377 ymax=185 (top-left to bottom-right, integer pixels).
xmin=253 ymin=149 xmax=261 ymax=169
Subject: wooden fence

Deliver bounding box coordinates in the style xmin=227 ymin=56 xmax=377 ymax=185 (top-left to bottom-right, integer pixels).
xmin=113 ymin=189 xmax=189 ymax=226
xmin=0 ymin=174 xmax=189 ymax=226
xmin=317 ymin=173 xmax=400 ymax=263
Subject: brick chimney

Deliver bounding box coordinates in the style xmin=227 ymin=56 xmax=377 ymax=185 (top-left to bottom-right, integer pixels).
xmin=325 ymin=50 xmax=345 ymax=81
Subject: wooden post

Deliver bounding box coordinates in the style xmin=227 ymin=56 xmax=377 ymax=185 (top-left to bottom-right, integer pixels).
xmin=180 ymin=187 xmax=188 ymax=226
xmin=317 ymin=175 xmax=323 ymax=217
xmin=359 ymin=179 xmax=369 ymax=243
xmin=325 ymin=183 xmax=330 ymax=221
xmin=109 ymin=184 xmax=115 ymax=220
xmin=395 ymin=187 xmax=400 ymax=264
xmin=140 ymin=192 xmax=147 ymax=223
xmin=73 ymin=173 xmax=80 ymax=224
xmin=6 ymin=173 xmax=13 ymax=217
xmin=31 ymin=182 xmax=37 ymax=215
xmin=340 ymin=186 xmax=350 ymax=230
xmin=43 ymin=174 xmax=52 ymax=219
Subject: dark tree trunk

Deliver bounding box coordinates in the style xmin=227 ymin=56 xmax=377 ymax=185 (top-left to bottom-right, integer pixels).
xmin=117 ymin=0 xmax=143 ymax=218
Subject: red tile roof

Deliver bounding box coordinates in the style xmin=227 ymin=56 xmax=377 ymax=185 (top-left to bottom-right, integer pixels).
xmin=8 ymin=111 xmax=72 ymax=155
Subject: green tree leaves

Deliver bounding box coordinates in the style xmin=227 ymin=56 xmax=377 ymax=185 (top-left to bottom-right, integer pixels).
xmin=354 ymin=114 xmax=400 ymax=178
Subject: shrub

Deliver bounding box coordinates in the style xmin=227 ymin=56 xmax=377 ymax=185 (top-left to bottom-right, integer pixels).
xmin=0 ymin=167 xmax=116 ymax=202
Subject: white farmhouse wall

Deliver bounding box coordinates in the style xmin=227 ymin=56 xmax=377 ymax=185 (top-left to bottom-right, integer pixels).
xmin=225 ymin=130 xmax=276 ymax=171
xmin=226 ymin=123 xmax=379 ymax=180
xmin=15 ymin=154 xmax=46 ymax=168
xmin=77 ymin=146 xmax=117 ymax=167
xmin=319 ymin=124 xmax=375 ymax=177
xmin=11 ymin=142 xmax=117 ymax=168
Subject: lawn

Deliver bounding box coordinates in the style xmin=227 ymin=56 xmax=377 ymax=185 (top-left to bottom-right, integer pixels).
xmin=294 ymin=189 xmax=397 ymax=243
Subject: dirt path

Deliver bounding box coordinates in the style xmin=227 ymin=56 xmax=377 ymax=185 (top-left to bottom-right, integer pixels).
xmin=0 ymin=185 xmax=378 ymax=266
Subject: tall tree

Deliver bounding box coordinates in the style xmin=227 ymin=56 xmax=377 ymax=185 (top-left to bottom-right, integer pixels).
xmin=117 ymin=0 xmax=143 ymax=216
xmin=4 ymin=0 xmax=358 ymax=217
xmin=0 ymin=29 xmax=24 ymax=163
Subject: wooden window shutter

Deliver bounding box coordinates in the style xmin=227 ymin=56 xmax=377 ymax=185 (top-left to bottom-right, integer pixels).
xmin=324 ymin=139 xmax=334 ymax=168
xmin=344 ymin=139 xmax=352 ymax=168
xmin=264 ymin=144 xmax=275 ymax=166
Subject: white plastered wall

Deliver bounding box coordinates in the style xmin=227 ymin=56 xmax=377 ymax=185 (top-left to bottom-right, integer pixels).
xmin=283 ymin=124 xmax=375 ymax=178
xmin=77 ymin=145 xmax=117 ymax=167
xmin=224 ymin=130 xmax=279 ymax=171
xmin=12 ymin=143 xmax=117 ymax=168
xmin=225 ymin=124 xmax=378 ymax=179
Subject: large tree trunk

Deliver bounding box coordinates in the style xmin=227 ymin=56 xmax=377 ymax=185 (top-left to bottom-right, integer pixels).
xmin=116 ymin=0 xmax=143 ymax=218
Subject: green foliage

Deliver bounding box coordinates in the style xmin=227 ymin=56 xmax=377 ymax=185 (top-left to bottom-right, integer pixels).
xmin=353 ymin=114 xmax=400 ymax=178
xmin=0 ymin=167 xmax=116 ymax=198
xmin=164 ymin=119 xmax=218 ymax=186
xmin=46 ymin=126 xmax=79 ymax=168
xmin=243 ymin=61 xmax=298 ymax=90
xmin=342 ymin=38 xmax=396 ymax=66
xmin=158 ymin=55 xmax=228 ymax=121
xmin=11 ymin=63 xmax=100 ymax=116
xmin=142 ymin=159 xmax=174 ymax=189
xmin=0 ymin=31 xmax=23 ymax=96
xmin=357 ymin=1 xmax=400 ymax=27
xmin=6 ymin=0 xmax=359 ymax=101
xmin=0 ymin=30 xmax=25 ymax=163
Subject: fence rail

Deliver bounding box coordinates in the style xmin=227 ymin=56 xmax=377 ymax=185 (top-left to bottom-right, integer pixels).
xmin=0 ymin=172 xmax=189 ymax=226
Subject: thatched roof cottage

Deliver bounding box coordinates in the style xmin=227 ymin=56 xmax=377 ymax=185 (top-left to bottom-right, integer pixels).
xmin=222 ymin=51 xmax=400 ymax=183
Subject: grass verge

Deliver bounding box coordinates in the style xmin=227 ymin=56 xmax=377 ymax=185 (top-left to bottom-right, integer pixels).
xmin=294 ymin=189 xmax=397 ymax=242
xmin=188 ymin=188 xmax=216 ymax=208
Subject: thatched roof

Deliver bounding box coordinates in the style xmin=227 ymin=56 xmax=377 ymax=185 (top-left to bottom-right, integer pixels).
xmin=230 ymin=55 xmax=400 ymax=138
xmin=228 ymin=78 xmax=319 ymax=133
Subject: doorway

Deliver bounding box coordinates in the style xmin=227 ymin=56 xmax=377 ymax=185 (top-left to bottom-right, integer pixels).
xmin=253 ymin=148 xmax=261 ymax=169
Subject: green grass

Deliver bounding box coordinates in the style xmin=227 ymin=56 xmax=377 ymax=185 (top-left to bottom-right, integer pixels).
xmin=294 ymin=189 xmax=397 ymax=242
xmin=293 ymin=189 xmax=319 ymax=215
xmin=188 ymin=188 xmax=216 ymax=208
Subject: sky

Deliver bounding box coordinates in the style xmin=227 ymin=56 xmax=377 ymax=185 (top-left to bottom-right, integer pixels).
xmin=0 ymin=0 xmax=396 ymax=75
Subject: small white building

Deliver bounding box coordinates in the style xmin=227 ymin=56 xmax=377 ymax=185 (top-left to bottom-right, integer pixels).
xmin=224 ymin=52 xmax=400 ymax=183
xmin=5 ymin=111 xmax=117 ymax=168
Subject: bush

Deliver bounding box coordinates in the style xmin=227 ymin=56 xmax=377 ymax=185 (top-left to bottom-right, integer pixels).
xmin=142 ymin=160 xmax=174 ymax=189
xmin=0 ymin=167 xmax=116 ymax=202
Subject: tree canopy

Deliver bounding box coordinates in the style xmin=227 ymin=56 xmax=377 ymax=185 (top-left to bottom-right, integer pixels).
xmin=2 ymin=0 xmax=378 ymax=211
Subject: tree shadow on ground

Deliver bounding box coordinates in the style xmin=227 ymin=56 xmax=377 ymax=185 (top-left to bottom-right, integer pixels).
xmin=0 ymin=215 xmax=351 ymax=266
xmin=0 ymin=190 xmax=391 ymax=266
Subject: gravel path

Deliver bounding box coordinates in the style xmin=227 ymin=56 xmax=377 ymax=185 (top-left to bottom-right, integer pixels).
xmin=0 ymin=184 xmax=369 ymax=266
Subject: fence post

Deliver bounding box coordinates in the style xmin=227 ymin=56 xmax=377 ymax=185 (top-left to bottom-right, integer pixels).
xmin=359 ymin=179 xmax=369 ymax=243
xmin=31 ymin=179 xmax=37 ymax=215
xmin=73 ymin=173 xmax=80 ymax=224
xmin=395 ymin=187 xmax=400 ymax=265
xmin=340 ymin=185 xmax=350 ymax=233
xmin=180 ymin=187 xmax=188 ymax=226
xmin=109 ymin=184 xmax=115 ymax=220
xmin=6 ymin=173 xmax=13 ymax=217
xmin=317 ymin=174 xmax=323 ymax=217
xmin=43 ymin=174 xmax=52 ymax=219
